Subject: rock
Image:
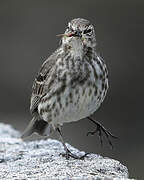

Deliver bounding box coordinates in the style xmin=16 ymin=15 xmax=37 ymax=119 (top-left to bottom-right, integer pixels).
xmin=0 ymin=123 xmax=134 ymax=180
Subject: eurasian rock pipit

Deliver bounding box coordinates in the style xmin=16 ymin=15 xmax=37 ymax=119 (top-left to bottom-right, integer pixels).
xmin=22 ymin=18 xmax=117 ymax=159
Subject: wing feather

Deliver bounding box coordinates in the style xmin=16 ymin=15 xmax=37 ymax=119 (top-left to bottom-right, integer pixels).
xmin=30 ymin=51 xmax=58 ymax=114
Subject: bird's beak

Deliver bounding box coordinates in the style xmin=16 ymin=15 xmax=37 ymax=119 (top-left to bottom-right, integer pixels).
xmin=56 ymin=33 xmax=75 ymax=37
xmin=56 ymin=31 xmax=82 ymax=38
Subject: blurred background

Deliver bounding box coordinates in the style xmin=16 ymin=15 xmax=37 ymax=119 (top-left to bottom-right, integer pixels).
xmin=0 ymin=0 xmax=143 ymax=179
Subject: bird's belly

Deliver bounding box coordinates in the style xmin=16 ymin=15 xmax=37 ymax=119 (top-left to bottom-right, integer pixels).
xmin=54 ymin=85 xmax=103 ymax=125
xmin=38 ymin=77 xmax=108 ymax=127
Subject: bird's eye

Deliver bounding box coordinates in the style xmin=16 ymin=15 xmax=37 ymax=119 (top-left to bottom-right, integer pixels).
xmin=83 ymin=29 xmax=92 ymax=35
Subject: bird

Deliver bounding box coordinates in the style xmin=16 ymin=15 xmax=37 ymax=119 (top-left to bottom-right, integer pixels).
xmin=21 ymin=18 xmax=117 ymax=159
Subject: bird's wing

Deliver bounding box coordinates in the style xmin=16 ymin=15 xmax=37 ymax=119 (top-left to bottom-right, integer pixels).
xmin=30 ymin=52 xmax=57 ymax=115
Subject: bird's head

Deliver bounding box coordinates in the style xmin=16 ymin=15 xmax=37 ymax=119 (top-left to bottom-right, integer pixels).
xmin=58 ymin=18 xmax=96 ymax=49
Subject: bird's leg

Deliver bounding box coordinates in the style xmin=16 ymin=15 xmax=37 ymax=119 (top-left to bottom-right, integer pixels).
xmin=87 ymin=117 xmax=118 ymax=149
xmin=56 ymin=128 xmax=88 ymax=160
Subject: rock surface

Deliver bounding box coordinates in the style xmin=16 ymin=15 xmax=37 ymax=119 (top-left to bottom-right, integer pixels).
xmin=0 ymin=123 xmax=134 ymax=180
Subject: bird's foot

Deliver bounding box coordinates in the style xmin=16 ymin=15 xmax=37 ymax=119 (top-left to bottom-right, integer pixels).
xmin=60 ymin=149 xmax=89 ymax=160
xmin=87 ymin=117 xmax=118 ymax=149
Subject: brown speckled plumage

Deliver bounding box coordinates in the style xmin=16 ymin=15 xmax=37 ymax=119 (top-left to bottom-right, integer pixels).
xmin=22 ymin=18 xmax=113 ymax=159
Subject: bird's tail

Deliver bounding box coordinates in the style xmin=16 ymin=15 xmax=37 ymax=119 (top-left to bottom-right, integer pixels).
xmin=21 ymin=117 xmax=53 ymax=138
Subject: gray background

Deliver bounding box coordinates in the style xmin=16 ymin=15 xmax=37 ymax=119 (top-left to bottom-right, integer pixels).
xmin=0 ymin=0 xmax=143 ymax=179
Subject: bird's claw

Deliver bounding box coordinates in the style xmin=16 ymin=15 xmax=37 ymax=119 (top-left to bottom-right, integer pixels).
xmin=87 ymin=124 xmax=103 ymax=146
xmin=87 ymin=118 xmax=118 ymax=149
xmin=60 ymin=149 xmax=89 ymax=160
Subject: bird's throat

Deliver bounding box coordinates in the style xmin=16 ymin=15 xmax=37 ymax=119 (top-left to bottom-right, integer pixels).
xmin=69 ymin=38 xmax=84 ymax=59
